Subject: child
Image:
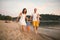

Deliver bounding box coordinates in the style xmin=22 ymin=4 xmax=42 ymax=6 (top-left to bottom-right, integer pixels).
xmin=26 ymin=19 xmax=31 ymax=32
xmin=17 ymin=8 xmax=27 ymax=32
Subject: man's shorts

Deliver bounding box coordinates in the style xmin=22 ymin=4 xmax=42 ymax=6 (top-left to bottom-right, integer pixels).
xmin=32 ymin=21 xmax=39 ymax=27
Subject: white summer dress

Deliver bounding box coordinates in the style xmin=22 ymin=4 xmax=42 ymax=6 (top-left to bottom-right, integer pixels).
xmin=19 ymin=14 xmax=26 ymax=26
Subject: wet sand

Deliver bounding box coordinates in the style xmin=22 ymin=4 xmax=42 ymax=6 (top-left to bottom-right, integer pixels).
xmin=38 ymin=27 xmax=60 ymax=40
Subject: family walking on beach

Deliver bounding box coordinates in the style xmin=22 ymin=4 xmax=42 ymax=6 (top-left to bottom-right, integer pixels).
xmin=17 ymin=8 xmax=41 ymax=34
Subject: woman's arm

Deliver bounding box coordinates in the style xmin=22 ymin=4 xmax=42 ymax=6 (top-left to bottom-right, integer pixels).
xmin=25 ymin=16 xmax=28 ymax=22
xmin=16 ymin=13 xmax=22 ymax=22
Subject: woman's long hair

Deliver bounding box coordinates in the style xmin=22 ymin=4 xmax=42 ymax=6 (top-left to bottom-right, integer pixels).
xmin=22 ymin=8 xmax=27 ymax=14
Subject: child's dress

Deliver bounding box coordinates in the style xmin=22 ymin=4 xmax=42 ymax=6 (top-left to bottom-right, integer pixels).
xmin=26 ymin=21 xmax=30 ymax=31
xmin=26 ymin=21 xmax=30 ymax=26
xmin=19 ymin=13 xmax=26 ymax=26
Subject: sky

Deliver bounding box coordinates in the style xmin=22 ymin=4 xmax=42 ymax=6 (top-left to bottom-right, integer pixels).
xmin=0 ymin=0 xmax=60 ymax=17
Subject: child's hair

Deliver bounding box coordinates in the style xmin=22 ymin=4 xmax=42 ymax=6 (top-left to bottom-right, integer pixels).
xmin=22 ymin=8 xmax=27 ymax=14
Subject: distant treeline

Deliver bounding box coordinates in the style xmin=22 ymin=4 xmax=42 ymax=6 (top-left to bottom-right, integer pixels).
xmin=40 ymin=14 xmax=60 ymax=21
xmin=0 ymin=14 xmax=60 ymax=21
xmin=0 ymin=14 xmax=12 ymax=20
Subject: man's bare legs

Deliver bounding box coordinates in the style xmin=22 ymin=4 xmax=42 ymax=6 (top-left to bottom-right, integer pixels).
xmin=34 ymin=26 xmax=38 ymax=34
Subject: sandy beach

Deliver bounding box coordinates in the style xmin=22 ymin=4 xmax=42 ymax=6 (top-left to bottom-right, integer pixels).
xmin=0 ymin=20 xmax=60 ymax=40
xmin=0 ymin=20 xmax=44 ymax=40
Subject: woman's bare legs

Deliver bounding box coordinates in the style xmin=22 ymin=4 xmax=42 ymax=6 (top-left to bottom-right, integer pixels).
xmin=21 ymin=25 xmax=25 ymax=32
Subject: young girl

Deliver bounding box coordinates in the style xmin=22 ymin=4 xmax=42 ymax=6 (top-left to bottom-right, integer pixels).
xmin=26 ymin=18 xmax=31 ymax=32
xmin=17 ymin=8 xmax=27 ymax=32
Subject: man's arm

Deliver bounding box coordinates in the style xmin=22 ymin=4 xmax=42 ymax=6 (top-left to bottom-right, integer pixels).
xmin=37 ymin=13 xmax=41 ymax=18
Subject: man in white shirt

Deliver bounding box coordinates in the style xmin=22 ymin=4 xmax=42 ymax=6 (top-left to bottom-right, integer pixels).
xmin=31 ymin=8 xmax=41 ymax=34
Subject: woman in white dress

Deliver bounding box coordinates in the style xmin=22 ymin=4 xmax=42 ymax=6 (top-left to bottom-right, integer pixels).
xmin=17 ymin=8 xmax=27 ymax=31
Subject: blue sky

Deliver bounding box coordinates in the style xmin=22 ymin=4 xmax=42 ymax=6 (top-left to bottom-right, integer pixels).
xmin=0 ymin=0 xmax=60 ymax=17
